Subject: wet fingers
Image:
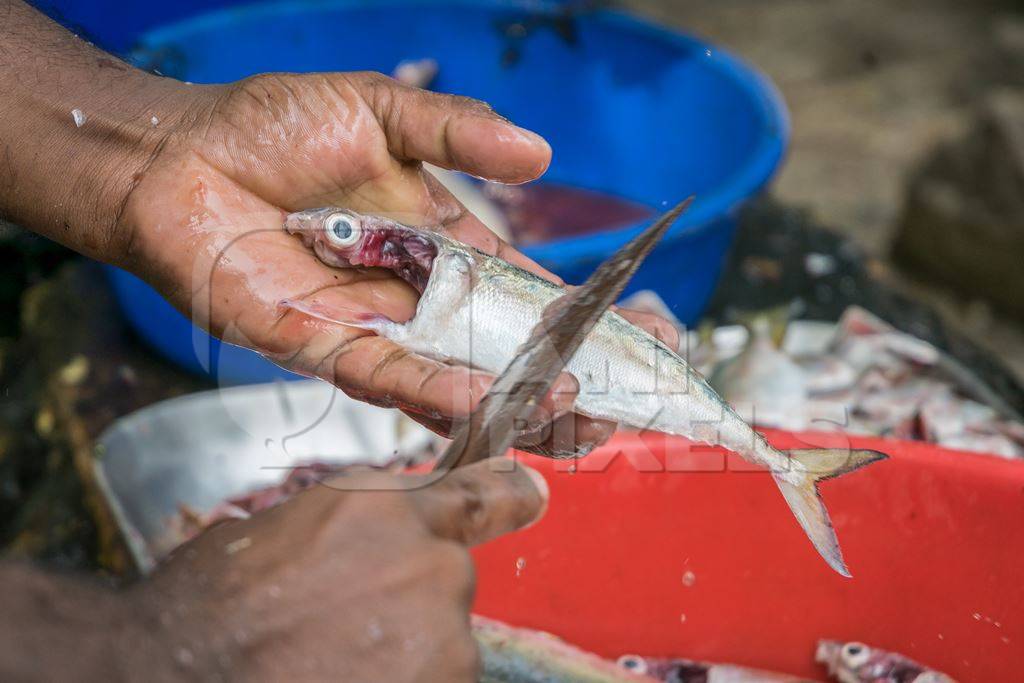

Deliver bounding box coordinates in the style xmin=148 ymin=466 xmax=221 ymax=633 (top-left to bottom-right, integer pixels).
xmin=616 ymin=306 xmax=681 ymax=351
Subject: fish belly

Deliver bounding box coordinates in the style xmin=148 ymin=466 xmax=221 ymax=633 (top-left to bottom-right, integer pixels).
xmin=401 ymin=262 xmax=751 ymax=452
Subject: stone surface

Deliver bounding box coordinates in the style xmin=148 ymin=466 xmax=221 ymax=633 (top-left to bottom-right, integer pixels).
xmin=623 ymin=0 xmax=999 ymax=253
xmin=894 ymin=90 xmax=1024 ymax=319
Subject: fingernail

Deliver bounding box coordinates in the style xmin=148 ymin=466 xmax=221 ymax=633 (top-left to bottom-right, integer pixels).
xmin=513 ymin=125 xmax=551 ymax=151
xmin=521 ymin=465 xmax=550 ymax=524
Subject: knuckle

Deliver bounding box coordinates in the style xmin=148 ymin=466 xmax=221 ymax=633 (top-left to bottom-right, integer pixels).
xmin=367 ymin=346 xmax=411 ymax=389
xmin=238 ymin=71 xmax=273 ymax=90
xmin=350 ymin=69 xmax=397 ymax=115
xmin=349 ymin=70 xmax=390 ymax=86
xmin=236 ymin=72 xmax=287 ymax=100
xmin=411 ymin=362 xmax=446 ymax=399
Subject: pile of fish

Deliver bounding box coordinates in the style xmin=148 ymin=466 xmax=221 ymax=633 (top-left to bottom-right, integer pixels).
xmin=477 ymin=615 xmax=957 ymax=683
xmin=814 ymin=640 xmax=955 ymax=683
xmin=623 ymin=293 xmax=1024 ymax=459
xmin=476 ymin=615 xmax=812 ymax=682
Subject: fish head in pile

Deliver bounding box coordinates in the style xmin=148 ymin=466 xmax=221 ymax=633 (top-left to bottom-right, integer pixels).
xmin=815 ymin=640 xmax=956 ymax=683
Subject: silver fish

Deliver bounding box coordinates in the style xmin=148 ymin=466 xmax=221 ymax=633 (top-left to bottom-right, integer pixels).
xmin=283 ymin=208 xmax=887 ymax=576
xmin=473 ymin=616 xmax=810 ymax=683
xmin=473 ymin=616 xmax=658 ymax=682
xmin=617 ymin=654 xmax=815 ymax=682
xmin=434 ymin=197 xmax=690 ymax=471
xmin=815 ymin=640 xmax=957 ymax=683
xmin=708 ymin=315 xmax=810 ymax=431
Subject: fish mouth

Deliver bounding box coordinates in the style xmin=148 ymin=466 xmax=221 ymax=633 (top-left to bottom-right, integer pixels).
xmin=349 ymin=221 xmax=439 ymax=294
xmin=283 ymin=213 xmax=303 ymax=236
xmin=814 ymin=641 xmax=842 ymax=673
xmin=285 ymin=211 xmax=441 ymax=293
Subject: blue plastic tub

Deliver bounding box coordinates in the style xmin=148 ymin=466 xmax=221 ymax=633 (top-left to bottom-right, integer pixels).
xmin=59 ymin=0 xmax=787 ymax=383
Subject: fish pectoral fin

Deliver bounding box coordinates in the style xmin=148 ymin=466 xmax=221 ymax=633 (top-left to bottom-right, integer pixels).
xmin=773 ymin=448 xmax=887 ymax=578
xmin=278 ymin=298 xmax=402 ymax=337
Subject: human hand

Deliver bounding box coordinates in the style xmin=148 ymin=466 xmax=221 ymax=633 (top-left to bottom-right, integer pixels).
xmin=0 ymin=5 xmax=678 ymax=455
xmin=132 ymin=461 xmax=548 ymax=682
xmin=115 ymin=71 xmax=677 ymax=455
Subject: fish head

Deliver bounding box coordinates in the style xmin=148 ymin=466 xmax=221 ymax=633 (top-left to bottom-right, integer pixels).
xmin=816 ymin=640 xmax=875 ymax=681
xmin=815 ymin=640 xmax=925 ymax=682
xmin=617 ymin=655 xmax=709 ymax=682
xmin=285 ymin=208 xmax=440 ymax=292
xmin=617 ymin=655 xmax=812 ymax=682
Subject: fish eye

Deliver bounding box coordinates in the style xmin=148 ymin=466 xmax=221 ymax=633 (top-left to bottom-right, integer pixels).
xmin=324 ymin=213 xmax=361 ymax=247
xmin=841 ymin=642 xmax=870 ymax=668
xmin=615 ymin=655 xmax=648 ymax=674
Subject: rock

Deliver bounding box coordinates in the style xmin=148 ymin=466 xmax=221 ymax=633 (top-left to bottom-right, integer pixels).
xmin=893 ymin=88 xmax=1024 ymax=319
xmin=994 ymin=14 xmax=1024 ymax=86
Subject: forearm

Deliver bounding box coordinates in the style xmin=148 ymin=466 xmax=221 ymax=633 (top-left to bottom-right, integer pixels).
xmin=0 ymin=561 xmax=172 ymax=681
xmin=0 ymin=1 xmax=203 ymax=264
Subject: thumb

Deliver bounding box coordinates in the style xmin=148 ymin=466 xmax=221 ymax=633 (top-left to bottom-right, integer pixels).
xmin=348 ymin=71 xmax=551 ymax=184
xmin=410 ymin=460 xmax=549 ymax=546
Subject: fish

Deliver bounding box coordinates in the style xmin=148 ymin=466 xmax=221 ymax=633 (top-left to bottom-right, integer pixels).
xmin=434 ymin=198 xmax=689 ymax=471
xmin=815 ymin=640 xmax=957 ymax=683
xmin=472 ymin=616 xmax=812 ymax=683
xmin=708 ymin=315 xmax=810 ymax=431
xmin=283 ymin=208 xmax=888 ymax=576
xmin=473 ymin=616 xmax=658 ymax=682
xmin=616 ymin=654 xmax=815 ymax=682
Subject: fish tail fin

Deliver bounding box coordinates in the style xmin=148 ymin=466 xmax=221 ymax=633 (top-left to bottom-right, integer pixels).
xmin=771 ymin=448 xmax=887 ymax=578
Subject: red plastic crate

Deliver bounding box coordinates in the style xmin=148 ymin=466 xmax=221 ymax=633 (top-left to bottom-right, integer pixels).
xmin=472 ymin=430 xmax=1024 ymax=681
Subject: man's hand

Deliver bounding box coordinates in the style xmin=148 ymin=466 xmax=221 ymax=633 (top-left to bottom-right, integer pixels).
xmin=0 ymin=461 xmax=548 ymax=682
xmin=117 ymin=71 xmax=677 ymax=455
xmin=0 ymin=1 xmax=678 ymax=454
xmin=139 ymin=461 xmax=548 ymax=681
